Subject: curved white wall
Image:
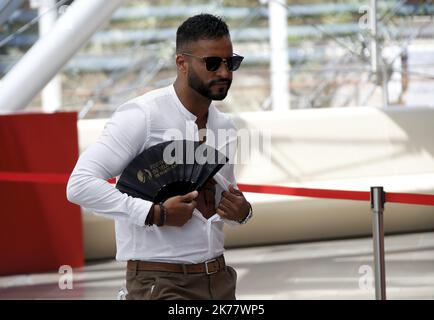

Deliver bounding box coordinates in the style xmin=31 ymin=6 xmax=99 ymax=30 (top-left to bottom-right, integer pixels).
xmin=78 ymin=107 xmax=434 ymax=258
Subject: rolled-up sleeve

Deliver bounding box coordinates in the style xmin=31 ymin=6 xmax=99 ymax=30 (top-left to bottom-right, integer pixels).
xmin=66 ymin=102 xmax=153 ymax=227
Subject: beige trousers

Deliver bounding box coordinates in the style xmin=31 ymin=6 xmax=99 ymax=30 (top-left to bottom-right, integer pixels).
xmin=125 ymin=265 xmax=237 ymax=300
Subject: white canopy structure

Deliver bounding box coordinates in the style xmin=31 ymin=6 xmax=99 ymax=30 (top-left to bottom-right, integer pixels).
xmin=0 ymin=0 xmax=124 ymax=114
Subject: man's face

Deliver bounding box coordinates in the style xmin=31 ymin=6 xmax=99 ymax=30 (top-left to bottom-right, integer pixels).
xmin=185 ymin=36 xmax=234 ymax=101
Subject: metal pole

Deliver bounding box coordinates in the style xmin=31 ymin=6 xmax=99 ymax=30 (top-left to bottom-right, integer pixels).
xmin=370 ymin=186 xmax=386 ymax=300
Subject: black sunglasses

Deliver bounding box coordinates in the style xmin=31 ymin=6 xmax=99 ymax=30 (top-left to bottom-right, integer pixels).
xmin=181 ymin=53 xmax=244 ymax=72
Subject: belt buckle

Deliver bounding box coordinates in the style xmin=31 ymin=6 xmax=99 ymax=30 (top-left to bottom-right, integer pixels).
xmin=205 ymin=258 xmax=218 ymax=275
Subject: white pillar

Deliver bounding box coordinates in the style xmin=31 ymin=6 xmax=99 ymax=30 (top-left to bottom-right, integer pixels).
xmin=32 ymin=0 xmax=62 ymax=112
xmin=370 ymin=0 xmax=388 ymax=107
xmin=0 ymin=0 xmax=124 ymax=114
xmin=268 ymin=0 xmax=290 ymax=110
xmin=370 ymin=0 xmax=378 ymax=75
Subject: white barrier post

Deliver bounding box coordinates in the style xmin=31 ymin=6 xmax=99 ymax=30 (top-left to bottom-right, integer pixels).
xmin=370 ymin=186 xmax=386 ymax=300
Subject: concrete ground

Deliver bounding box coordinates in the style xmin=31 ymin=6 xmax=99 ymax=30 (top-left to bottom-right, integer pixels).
xmin=1 ymin=231 xmax=433 ymax=300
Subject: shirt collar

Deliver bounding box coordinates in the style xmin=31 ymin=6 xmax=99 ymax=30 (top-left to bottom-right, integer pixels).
xmin=170 ymin=84 xmax=197 ymax=122
xmin=170 ymin=84 xmax=217 ymax=127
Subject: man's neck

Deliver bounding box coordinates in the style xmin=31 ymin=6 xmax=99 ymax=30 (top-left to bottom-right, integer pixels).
xmin=173 ymin=78 xmax=210 ymax=124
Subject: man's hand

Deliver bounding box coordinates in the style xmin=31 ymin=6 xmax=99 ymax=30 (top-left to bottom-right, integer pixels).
xmin=156 ymin=191 xmax=198 ymax=227
xmin=217 ymin=185 xmax=250 ymax=222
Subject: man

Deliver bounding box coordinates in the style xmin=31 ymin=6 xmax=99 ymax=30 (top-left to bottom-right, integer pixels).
xmin=67 ymin=13 xmax=252 ymax=300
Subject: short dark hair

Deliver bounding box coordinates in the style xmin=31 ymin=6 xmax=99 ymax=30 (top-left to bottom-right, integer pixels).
xmin=176 ymin=14 xmax=230 ymax=53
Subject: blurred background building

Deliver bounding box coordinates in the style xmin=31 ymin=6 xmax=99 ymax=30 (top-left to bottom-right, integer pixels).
xmin=1 ymin=0 xmax=434 ymax=118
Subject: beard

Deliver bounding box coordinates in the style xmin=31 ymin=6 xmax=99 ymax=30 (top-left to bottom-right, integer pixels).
xmin=187 ymin=68 xmax=232 ymax=101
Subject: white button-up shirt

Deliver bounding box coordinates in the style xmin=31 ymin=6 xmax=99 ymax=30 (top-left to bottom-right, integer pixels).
xmin=67 ymin=85 xmax=248 ymax=263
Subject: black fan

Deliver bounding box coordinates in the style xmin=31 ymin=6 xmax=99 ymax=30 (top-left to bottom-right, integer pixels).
xmin=116 ymin=140 xmax=228 ymax=203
